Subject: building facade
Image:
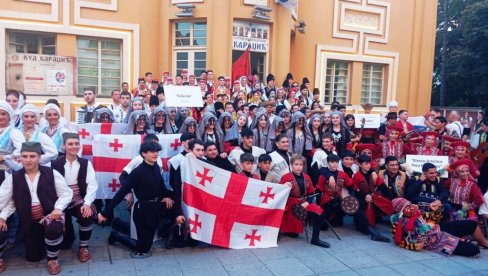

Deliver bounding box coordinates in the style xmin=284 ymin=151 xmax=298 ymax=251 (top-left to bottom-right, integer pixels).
xmin=0 ymin=0 xmax=437 ymax=120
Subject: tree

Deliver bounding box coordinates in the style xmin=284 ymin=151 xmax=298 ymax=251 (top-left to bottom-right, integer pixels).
xmin=431 ymin=0 xmax=487 ymax=109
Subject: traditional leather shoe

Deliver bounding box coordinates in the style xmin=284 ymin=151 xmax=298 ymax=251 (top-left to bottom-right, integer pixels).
xmin=47 ymin=259 xmax=61 ymax=275
xmin=371 ymin=233 xmax=391 ymax=242
xmin=108 ymin=231 xmax=118 ymax=245
xmin=79 ymin=247 xmax=91 ymax=262
xmin=130 ymin=251 xmax=152 ymax=259
xmin=311 ymin=238 xmax=331 ymax=248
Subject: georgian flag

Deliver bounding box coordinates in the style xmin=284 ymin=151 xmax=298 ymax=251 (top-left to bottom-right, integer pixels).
xmin=181 ymin=154 xmax=291 ymax=249
xmin=68 ymin=123 xmax=127 ymax=159
xmin=92 ymin=133 xmax=183 ymax=199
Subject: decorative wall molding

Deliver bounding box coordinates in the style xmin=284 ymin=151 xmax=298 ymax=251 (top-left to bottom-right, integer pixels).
xmin=315 ymin=0 xmax=399 ymax=105
xmin=0 ymin=0 xmax=140 ymax=99
xmin=0 ymin=0 xmax=58 ymax=22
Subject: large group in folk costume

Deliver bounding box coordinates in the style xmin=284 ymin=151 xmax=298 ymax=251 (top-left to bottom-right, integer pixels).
xmin=0 ymin=70 xmax=487 ymax=274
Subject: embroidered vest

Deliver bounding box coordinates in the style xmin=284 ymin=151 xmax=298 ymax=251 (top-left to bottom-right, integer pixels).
xmin=12 ymin=166 xmax=58 ymax=234
xmin=51 ymin=157 xmax=88 ymax=198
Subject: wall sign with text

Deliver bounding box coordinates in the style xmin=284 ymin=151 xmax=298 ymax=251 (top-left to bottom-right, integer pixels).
xmin=232 ymin=20 xmax=270 ymax=53
xmin=6 ymin=53 xmax=77 ymax=96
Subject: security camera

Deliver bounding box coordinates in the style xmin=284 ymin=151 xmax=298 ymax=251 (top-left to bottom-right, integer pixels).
xmin=254 ymin=5 xmax=273 ymax=12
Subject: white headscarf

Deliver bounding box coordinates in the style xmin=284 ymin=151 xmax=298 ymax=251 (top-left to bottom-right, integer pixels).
xmin=42 ymin=103 xmax=61 ymax=116
xmin=20 ymin=103 xmax=40 ymax=118
xmin=0 ymin=101 xmax=15 ymax=125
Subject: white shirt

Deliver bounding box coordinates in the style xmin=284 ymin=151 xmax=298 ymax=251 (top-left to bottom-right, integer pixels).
xmin=311 ymin=148 xmax=337 ymax=169
xmin=228 ymin=146 xmax=266 ymax=173
xmin=123 ymin=155 xmax=162 ymax=174
xmin=479 ymin=192 xmax=488 ymax=215
xmin=446 ymin=121 xmax=464 ymax=138
xmin=27 ymin=131 xmax=58 ymax=167
xmin=0 ymin=169 xmax=73 ymax=220
xmin=64 ymin=158 xmax=98 ymax=206
xmin=108 ymin=103 xmax=123 ymax=123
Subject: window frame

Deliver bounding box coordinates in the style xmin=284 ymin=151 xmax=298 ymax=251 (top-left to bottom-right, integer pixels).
xmin=172 ymin=21 xmax=207 ymax=78
xmin=7 ymin=31 xmax=56 ymax=55
xmin=324 ymin=60 xmax=351 ymax=104
xmin=361 ymin=63 xmax=385 ymax=105
xmin=77 ymin=37 xmax=122 ymax=97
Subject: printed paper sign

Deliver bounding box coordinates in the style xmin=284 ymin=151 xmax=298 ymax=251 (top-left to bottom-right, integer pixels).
xmin=164 ymin=85 xmax=203 ymax=107
xmin=354 ymin=114 xmax=381 ymax=129
xmin=406 ymin=155 xmax=449 ymax=178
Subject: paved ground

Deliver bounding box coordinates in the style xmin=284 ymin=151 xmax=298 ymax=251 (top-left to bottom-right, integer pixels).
xmin=2 ymin=213 xmax=488 ymax=275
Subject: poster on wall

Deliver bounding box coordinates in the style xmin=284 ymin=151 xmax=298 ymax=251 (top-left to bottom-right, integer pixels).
xmin=6 ymin=53 xmax=77 ymax=96
xmin=232 ymin=20 xmax=270 ymax=53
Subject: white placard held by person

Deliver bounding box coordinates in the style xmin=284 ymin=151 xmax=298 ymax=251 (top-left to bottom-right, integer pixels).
xmin=164 ymin=85 xmax=203 ymax=107
xmin=405 ymin=155 xmax=449 ymax=178
xmin=354 ymin=114 xmax=380 ymax=129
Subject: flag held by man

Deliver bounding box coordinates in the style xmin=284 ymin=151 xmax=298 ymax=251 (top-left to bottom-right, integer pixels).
xmin=181 ymin=154 xmax=291 ymax=249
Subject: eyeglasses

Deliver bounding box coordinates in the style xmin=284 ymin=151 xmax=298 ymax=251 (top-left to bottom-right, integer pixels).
xmin=292 ymin=85 xmax=299 ymax=88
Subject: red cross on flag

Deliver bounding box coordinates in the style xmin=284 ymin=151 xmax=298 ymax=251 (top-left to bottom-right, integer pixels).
xmin=181 ymin=154 xmax=291 ymax=249
xmin=92 ymin=133 xmax=183 ymax=199
xmin=68 ymin=123 xmax=127 ymax=159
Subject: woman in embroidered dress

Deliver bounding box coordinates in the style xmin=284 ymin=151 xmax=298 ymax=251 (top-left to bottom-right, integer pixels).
xmin=149 ymin=105 xmax=167 ymax=135
xmin=444 ymin=160 xmax=484 ymax=220
xmin=224 ymin=114 xmax=248 ymax=154
xmin=286 ymin=111 xmax=312 ymax=157
xmin=178 ymin=117 xmax=199 ymax=137
xmin=165 ymin=107 xmax=179 ymax=134
xmin=0 ymin=102 xmax=25 ymax=172
xmin=325 ymin=112 xmax=351 ymax=156
xmin=40 ymin=103 xmax=70 ymax=155
xmin=19 ymin=104 xmax=58 ymax=166
xmin=125 ymin=110 xmax=152 ymax=135
xmin=251 ymin=111 xmax=271 ymax=152
xmin=373 ymin=125 xmax=412 ymax=167
xmin=5 ymin=90 xmax=25 ymax=128
xmin=197 ymin=112 xmax=224 ymax=153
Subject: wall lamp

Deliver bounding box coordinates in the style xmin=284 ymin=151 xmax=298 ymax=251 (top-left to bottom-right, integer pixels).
xmin=176 ymin=4 xmax=195 ymax=17
xmin=253 ymin=5 xmax=272 ymax=20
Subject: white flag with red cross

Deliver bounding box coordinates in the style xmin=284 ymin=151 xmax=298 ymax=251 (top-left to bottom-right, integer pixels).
xmin=181 ymin=154 xmax=291 ymax=249
xmin=92 ymin=133 xmax=183 ymax=199
xmin=68 ymin=123 xmax=127 ymax=159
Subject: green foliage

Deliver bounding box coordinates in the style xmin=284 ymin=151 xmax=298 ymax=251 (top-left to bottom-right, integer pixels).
xmin=432 ymin=0 xmax=488 ymax=108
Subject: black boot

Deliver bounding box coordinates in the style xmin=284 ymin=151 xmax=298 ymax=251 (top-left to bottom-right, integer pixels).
xmin=108 ymin=231 xmax=136 ymax=250
xmin=310 ymin=217 xmax=331 ymax=248
xmin=368 ymin=226 xmax=390 ymax=242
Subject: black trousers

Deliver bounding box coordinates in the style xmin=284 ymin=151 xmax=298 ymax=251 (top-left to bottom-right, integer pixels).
xmin=439 ymin=220 xmax=480 ymax=257
xmin=61 ymin=205 xmax=93 ymax=249
xmin=322 ymin=199 xmax=344 ymax=229
xmin=0 ymin=219 xmax=64 ymax=262
xmin=133 ymin=201 xmax=175 ymax=253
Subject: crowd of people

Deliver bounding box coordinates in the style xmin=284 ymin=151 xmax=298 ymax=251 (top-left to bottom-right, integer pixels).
xmin=0 ymin=70 xmax=488 ymax=274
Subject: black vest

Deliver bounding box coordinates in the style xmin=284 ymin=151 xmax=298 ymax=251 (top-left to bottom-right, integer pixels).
xmin=51 ymin=157 xmax=88 ymax=197
xmin=12 ymin=166 xmax=58 ymax=234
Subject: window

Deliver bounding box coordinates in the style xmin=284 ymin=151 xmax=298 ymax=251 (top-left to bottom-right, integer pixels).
xmin=175 ymin=22 xmax=207 ymax=47
xmin=174 ymin=22 xmax=207 ymax=77
xmin=7 ymin=31 xmax=56 ymax=55
xmin=361 ymin=63 xmax=384 ymax=105
xmin=77 ymin=37 xmax=122 ymax=96
xmin=324 ymin=61 xmax=350 ymax=104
